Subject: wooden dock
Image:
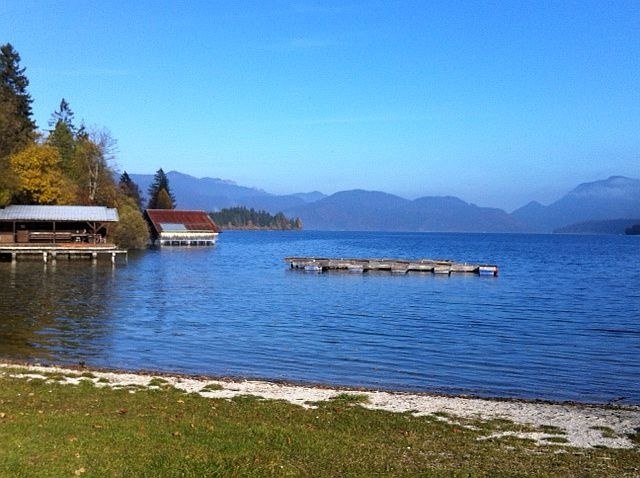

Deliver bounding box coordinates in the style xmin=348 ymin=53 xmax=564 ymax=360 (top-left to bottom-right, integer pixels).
xmin=285 ymin=257 xmax=498 ymax=276
xmin=0 ymin=244 xmax=128 ymax=264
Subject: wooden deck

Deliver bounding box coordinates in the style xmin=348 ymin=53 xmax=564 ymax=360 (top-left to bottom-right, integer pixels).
xmin=0 ymin=243 xmax=128 ymax=264
xmin=285 ymin=257 xmax=498 ymax=276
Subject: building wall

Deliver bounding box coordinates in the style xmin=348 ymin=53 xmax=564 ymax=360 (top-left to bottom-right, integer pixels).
xmin=157 ymin=232 xmax=218 ymax=246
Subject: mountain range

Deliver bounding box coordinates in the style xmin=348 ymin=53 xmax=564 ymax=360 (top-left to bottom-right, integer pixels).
xmin=130 ymin=172 xmax=640 ymax=233
xmin=512 ymin=176 xmax=640 ymax=232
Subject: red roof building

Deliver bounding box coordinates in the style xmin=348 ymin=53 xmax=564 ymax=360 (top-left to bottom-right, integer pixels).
xmin=144 ymin=209 xmax=220 ymax=247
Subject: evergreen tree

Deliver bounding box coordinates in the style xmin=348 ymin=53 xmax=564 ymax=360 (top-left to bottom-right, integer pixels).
xmin=0 ymin=150 xmax=15 ymax=206
xmin=147 ymin=168 xmax=176 ymax=209
xmin=48 ymin=98 xmax=75 ymax=131
xmin=47 ymin=99 xmax=76 ymax=174
xmin=0 ymin=45 xmax=147 ymax=247
xmin=209 ymin=206 xmax=302 ymax=230
xmin=0 ymin=43 xmax=36 ymax=159
xmin=119 ymin=171 xmax=143 ymax=210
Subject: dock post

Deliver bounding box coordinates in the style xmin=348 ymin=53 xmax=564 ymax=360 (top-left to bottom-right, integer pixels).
xmin=11 ymin=252 xmax=16 ymax=264
xmin=111 ymin=252 xmax=116 ymax=264
xmin=43 ymin=252 xmax=47 ymax=263
xmin=51 ymin=252 xmax=57 ymax=262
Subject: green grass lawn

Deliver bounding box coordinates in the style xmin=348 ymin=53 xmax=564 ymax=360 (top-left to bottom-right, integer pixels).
xmin=0 ymin=370 xmax=637 ymax=477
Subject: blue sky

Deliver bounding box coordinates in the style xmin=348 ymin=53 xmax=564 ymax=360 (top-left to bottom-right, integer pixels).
xmin=2 ymin=1 xmax=638 ymax=210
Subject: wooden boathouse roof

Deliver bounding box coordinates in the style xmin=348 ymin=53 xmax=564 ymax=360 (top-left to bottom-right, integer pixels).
xmin=145 ymin=209 xmax=220 ymax=234
xmin=0 ymin=205 xmax=119 ymax=222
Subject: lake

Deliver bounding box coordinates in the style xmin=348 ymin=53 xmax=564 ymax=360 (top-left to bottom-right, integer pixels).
xmin=0 ymin=231 xmax=639 ymax=404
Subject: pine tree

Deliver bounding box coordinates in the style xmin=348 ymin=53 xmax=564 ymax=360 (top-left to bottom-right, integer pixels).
xmin=47 ymin=99 xmax=77 ymax=174
xmin=119 ymin=171 xmax=143 ymax=210
xmin=48 ymin=98 xmax=75 ymax=131
xmin=208 ymin=206 xmax=302 ymax=229
xmin=147 ymin=168 xmax=176 ymax=209
xmin=0 ymin=43 xmax=36 ymax=159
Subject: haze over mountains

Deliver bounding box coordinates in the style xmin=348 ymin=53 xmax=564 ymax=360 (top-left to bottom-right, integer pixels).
xmin=130 ymin=172 xmax=640 ymax=233
xmin=511 ymin=176 xmax=640 ymax=232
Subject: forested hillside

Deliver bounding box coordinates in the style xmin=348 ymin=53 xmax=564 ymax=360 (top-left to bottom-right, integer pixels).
xmin=210 ymin=207 xmax=302 ymax=230
xmin=0 ymin=43 xmax=148 ymax=249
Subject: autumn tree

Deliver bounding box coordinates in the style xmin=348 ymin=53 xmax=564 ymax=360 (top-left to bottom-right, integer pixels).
xmin=147 ymin=168 xmax=176 ymax=209
xmin=154 ymin=188 xmax=174 ymax=209
xmin=111 ymin=193 xmax=149 ymax=249
xmin=73 ymin=128 xmax=118 ymax=205
xmin=0 ymin=44 xmax=147 ymax=249
xmin=46 ymin=101 xmax=120 ymax=206
xmin=9 ymin=144 xmax=74 ymax=205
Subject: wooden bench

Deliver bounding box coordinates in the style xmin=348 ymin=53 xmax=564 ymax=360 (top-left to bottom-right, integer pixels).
xmin=29 ymin=232 xmax=74 ymax=243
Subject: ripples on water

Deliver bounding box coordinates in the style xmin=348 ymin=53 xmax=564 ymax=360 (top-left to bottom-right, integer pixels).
xmin=0 ymin=231 xmax=639 ymax=404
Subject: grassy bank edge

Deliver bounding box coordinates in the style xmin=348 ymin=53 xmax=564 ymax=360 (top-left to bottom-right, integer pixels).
xmin=0 ymin=363 xmax=638 ymax=477
xmin=1 ymin=362 xmax=638 ymax=449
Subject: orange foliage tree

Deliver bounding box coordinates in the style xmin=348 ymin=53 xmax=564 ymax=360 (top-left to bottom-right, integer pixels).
xmin=9 ymin=144 xmax=75 ymax=205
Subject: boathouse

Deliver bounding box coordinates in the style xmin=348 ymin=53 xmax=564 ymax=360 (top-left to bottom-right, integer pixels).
xmin=0 ymin=205 xmax=118 ymax=244
xmin=0 ymin=205 xmax=126 ymax=263
xmin=144 ymin=209 xmax=220 ymax=246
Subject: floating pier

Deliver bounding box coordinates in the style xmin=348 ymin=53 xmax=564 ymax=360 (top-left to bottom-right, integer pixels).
xmin=285 ymin=257 xmax=498 ymax=276
xmin=0 ymin=244 xmax=128 ymax=264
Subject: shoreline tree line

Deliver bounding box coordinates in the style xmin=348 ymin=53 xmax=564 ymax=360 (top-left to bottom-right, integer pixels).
xmin=0 ymin=43 xmax=181 ymax=249
xmin=209 ymin=207 xmax=302 ymax=230
xmin=1 ymin=43 xmax=300 ymax=246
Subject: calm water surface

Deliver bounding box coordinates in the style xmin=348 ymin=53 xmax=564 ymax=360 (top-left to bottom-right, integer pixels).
xmin=1 ymin=231 xmax=639 ymax=404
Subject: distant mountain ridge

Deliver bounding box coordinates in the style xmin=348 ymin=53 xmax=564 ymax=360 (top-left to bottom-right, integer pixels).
xmin=129 ymin=171 xmax=325 ymax=213
xmin=512 ymin=176 xmax=640 ymax=232
xmin=128 ymin=172 xmax=640 ymax=233
xmin=554 ymin=219 xmax=640 ymax=235
xmin=285 ymin=190 xmax=523 ymax=232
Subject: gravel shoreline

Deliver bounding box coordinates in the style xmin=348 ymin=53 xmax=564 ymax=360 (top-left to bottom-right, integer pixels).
xmin=2 ymin=362 xmax=638 ymax=449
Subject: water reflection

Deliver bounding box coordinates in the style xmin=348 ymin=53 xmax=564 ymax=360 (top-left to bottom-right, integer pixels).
xmin=0 ymin=259 xmax=116 ymax=363
xmin=1 ymin=232 xmax=639 ymax=404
